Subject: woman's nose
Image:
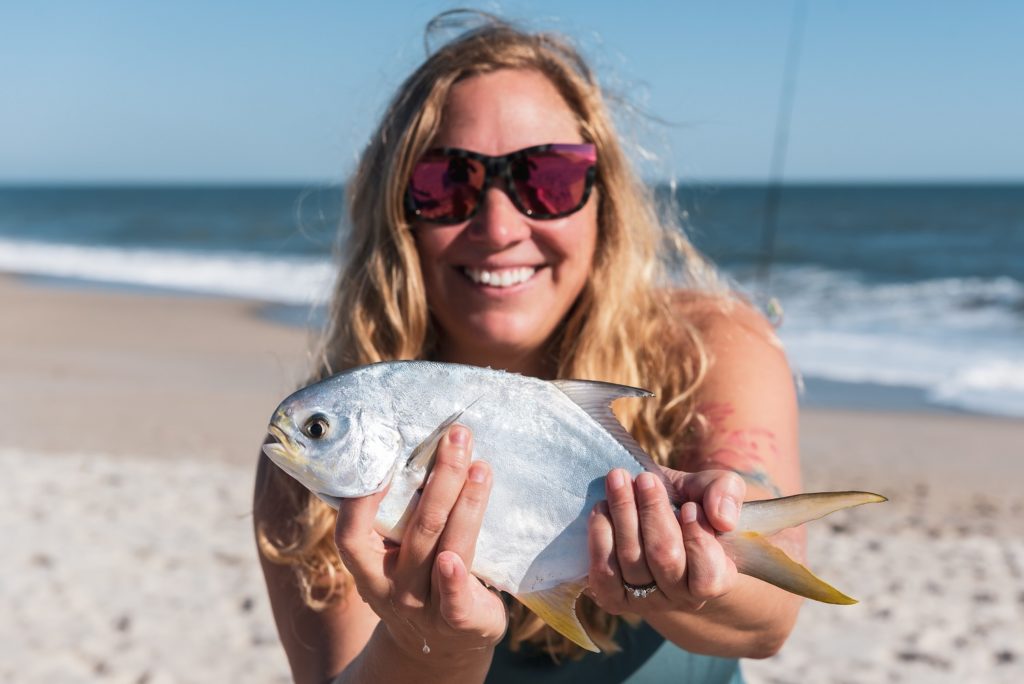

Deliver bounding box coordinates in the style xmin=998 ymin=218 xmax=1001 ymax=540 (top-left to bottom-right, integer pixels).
xmin=466 ymin=187 xmax=530 ymax=248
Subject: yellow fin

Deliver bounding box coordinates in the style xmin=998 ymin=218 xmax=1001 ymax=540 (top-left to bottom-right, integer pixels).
xmin=725 ymin=532 xmax=858 ymax=605
xmin=514 ymin=579 xmax=599 ymax=653
xmin=739 ymin=491 xmax=887 ymax=537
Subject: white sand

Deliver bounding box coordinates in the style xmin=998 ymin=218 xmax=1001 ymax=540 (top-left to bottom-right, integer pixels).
xmin=1 ymin=448 xmax=291 ymax=683
xmin=743 ymin=485 xmax=1024 ymax=683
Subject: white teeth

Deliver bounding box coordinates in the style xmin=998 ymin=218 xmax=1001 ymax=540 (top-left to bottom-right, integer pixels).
xmin=464 ymin=266 xmax=537 ymax=288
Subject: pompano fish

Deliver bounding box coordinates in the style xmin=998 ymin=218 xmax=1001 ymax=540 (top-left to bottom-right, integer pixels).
xmin=263 ymin=360 xmax=885 ymax=652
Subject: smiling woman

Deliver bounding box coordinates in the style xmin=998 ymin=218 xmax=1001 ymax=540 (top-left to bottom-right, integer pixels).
xmin=254 ymin=11 xmax=804 ymax=684
xmin=415 ymin=70 xmax=599 ymax=372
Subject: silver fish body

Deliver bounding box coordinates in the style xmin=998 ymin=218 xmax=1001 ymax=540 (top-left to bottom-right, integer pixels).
xmin=263 ymin=360 xmax=886 ymax=652
xmin=265 ymin=360 xmax=652 ymax=595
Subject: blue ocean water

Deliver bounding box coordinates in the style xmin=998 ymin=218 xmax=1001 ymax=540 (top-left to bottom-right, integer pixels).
xmin=1 ymin=184 xmax=1022 ymax=416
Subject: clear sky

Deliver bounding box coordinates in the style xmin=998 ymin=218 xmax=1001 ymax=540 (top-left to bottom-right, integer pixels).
xmin=2 ymin=1 xmax=1022 ymax=183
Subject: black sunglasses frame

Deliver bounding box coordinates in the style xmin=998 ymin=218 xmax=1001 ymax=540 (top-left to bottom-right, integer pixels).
xmin=406 ymin=143 xmax=598 ymax=224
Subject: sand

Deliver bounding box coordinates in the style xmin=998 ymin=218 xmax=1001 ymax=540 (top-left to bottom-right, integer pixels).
xmin=2 ymin=276 xmax=1022 ymax=683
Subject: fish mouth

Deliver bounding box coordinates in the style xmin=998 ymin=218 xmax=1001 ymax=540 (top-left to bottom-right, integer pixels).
xmin=263 ymin=423 xmax=307 ymax=467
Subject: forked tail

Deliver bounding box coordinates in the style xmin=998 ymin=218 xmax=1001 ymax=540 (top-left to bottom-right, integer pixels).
xmin=719 ymin=491 xmax=887 ymax=604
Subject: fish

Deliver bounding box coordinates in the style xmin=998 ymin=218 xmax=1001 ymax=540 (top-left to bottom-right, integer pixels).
xmin=263 ymin=360 xmax=885 ymax=652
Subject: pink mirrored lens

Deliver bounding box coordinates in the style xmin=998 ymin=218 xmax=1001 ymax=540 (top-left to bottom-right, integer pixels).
xmin=511 ymin=145 xmax=596 ymax=216
xmin=408 ymin=154 xmax=485 ymax=220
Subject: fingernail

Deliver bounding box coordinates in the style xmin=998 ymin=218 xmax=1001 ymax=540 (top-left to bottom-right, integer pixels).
xmin=636 ymin=473 xmax=656 ymax=491
xmin=468 ymin=461 xmax=487 ymax=483
xmin=448 ymin=425 xmax=468 ymax=446
xmin=608 ymin=469 xmax=626 ymax=490
xmin=719 ymin=497 xmax=738 ymax=525
xmin=681 ymin=502 xmax=698 ymax=524
xmin=438 ymin=553 xmax=455 ymax=578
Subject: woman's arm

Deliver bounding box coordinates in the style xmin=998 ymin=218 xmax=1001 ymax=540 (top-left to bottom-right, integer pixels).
xmin=587 ymin=299 xmax=804 ymax=658
xmin=255 ymin=453 xmax=379 ymax=682
xmin=255 ymin=426 xmax=506 ymax=683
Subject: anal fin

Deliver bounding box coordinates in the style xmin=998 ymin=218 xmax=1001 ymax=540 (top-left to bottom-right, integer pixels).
xmin=514 ymin=578 xmax=598 ymax=653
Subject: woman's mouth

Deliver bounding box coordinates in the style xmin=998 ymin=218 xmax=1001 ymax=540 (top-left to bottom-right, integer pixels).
xmin=461 ymin=266 xmax=539 ymax=288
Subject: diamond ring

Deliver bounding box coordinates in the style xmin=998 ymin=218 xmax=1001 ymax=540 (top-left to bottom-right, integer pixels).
xmin=623 ymin=580 xmax=659 ymax=599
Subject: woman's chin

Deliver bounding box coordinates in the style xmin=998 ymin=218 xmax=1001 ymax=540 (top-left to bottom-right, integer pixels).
xmin=439 ymin=322 xmax=553 ymax=370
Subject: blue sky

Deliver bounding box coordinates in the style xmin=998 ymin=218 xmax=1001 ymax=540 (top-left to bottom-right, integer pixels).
xmin=1 ymin=1 xmax=1021 ymax=183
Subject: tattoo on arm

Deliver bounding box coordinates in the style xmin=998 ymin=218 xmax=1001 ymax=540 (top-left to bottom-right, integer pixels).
xmin=692 ymin=403 xmax=785 ymax=498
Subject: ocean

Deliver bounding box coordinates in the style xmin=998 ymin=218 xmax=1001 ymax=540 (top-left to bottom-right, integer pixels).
xmin=2 ymin=183 xmax=1022 ymax=418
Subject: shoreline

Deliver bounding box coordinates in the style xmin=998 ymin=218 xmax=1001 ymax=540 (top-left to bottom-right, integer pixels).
xmin=0 ymin=274 xmax=313 ymax=463
xmin=11 ymin=271 xmax=1017 ymax=419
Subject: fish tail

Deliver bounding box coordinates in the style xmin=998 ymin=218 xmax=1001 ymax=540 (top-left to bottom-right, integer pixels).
xmin=719 ymin=491 xmax=886 ymax=605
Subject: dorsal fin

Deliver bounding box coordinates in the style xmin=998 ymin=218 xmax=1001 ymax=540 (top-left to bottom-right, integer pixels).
xmin=551 ymin=379 xmax=677 ymax=503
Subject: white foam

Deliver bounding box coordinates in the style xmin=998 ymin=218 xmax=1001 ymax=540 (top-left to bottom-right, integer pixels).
xmin=736 ymin=266 xmax=1024 ymax=417
xmin=931 ymin=360 xmax=1024 ymax=417
xmin=3 ymin=238 xmax=1021 ymax=416
xmin=0 ymin=238 xmax=335 ymax=305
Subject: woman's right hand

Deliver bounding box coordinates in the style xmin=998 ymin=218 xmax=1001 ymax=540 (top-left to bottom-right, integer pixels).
xmin=333 ymin=424 xmax=507 ymax=671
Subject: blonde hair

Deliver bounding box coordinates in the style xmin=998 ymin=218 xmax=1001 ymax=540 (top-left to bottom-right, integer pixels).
xmin=256 ymin=11 xmax=725 ymax=661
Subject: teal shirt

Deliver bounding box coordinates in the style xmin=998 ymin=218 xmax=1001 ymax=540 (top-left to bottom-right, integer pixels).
xmin=485 ymin=621 xmax=744 ymax=684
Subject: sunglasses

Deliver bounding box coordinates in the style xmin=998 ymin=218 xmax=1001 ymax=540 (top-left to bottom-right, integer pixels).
xmin=406 ymin=143 xmax=597 ymax=224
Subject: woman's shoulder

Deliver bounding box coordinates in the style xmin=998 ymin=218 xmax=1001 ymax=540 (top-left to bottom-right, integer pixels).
xmin=667 ymin=289 xmax=782 ymax=354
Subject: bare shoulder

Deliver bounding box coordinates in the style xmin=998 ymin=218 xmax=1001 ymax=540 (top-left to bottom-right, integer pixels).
xmin=672 ymin=291 xmax=784 ymax=362
xmin=671 ymin=291 xmax=801 ymax=499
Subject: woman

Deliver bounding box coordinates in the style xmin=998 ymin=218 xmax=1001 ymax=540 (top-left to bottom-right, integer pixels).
xmin=255 ymin=13 xmax=803 ymax=683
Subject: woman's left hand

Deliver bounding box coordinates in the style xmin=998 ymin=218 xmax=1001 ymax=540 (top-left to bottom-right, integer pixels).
xmin=587 ymin=467 xmax=746 ymax=616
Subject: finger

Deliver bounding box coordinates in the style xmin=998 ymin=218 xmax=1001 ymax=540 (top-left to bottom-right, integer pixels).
xmin=680 ymin=470 xmax=746 ymax=532
xmin=333 ymin=488 xmax=391 ymax=599
xmin=679 ymin=502 xmax=734 ymax=608
xmin=702 ymin=471 xmax=746 ymax=532
xmin=434 ymin=550 xmax=478 ymax=631
xmin=634 ymin=473 xmax=686 ymax=599
xmin=437 ymin=460 xmax=492 ymax=570
xmin=605 ymin=469 xmax=653 ymax=586
xmin=587 ymin=501 xmax=626 ymax=614
xmin=433 ymin=550 xmax=505 ymax=640
xmin=397 ymin=425 xmax=473 ymax=584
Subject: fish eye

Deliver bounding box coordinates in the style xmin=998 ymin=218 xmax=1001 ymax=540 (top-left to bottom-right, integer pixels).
xmin=302 ymin=414 xmax=330 ymax=440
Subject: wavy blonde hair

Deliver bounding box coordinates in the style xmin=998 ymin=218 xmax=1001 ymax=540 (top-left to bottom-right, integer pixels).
xmin=256 ymin=11 xmax=726 ymax=661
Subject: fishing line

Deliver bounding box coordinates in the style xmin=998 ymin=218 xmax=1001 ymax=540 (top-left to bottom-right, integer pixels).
xmin=757 ymin=0 xmax=807 ymax=327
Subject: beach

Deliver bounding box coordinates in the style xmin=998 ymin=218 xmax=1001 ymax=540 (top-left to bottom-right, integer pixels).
xmin=3 ymin=276 xmax=1022 ymax=684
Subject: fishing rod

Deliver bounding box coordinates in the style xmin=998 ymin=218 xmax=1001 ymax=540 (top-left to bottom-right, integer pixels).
xmin=758 ymin=0 xmax=807 ymax=324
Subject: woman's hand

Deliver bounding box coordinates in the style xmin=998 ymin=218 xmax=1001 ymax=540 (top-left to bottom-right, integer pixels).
xmin=333 ymin=424 xmax=507 ymax=668
xmin=587 ymin=467 xmax=746 ymax=616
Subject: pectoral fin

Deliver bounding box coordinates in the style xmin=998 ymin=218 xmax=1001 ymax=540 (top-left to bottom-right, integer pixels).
xmin=514 ymin=578 xmax=598 ymax=653
xmin=406 ymin=399 xmax=482 ymax=472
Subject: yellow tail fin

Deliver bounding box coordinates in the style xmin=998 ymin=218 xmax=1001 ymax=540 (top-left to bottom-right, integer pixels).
xmin=720 ymin=491 xmax=886 ymax=604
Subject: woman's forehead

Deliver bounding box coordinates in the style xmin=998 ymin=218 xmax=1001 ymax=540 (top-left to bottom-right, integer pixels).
xmin=432 ymin=69 xmax=583 ymax=154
